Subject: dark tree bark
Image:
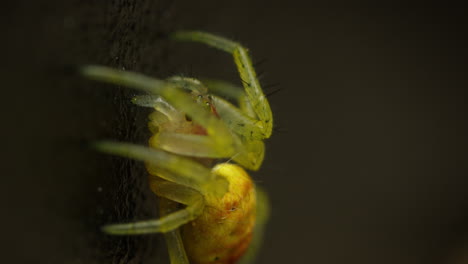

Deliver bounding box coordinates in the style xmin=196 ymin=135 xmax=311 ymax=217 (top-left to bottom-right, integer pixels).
xmin=2 ymin=1 xmax=174 ymax=263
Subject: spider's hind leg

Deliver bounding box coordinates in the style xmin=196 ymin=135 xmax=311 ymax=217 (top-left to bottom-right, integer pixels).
xmin=93 ymin=141 xmax=230 ymax=235
xmin=159 ymin=198 xmax=189 ymax=264
xmin=101 ymin=178 xmax=204 ymax=235
xmin=101 ymin=199 xmax=203 ymax=235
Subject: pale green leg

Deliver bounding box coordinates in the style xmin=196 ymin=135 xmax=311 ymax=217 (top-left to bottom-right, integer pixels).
xmin=148 ymin=76 xmax=265 ymax=170
xmin=154 ymin=182 xmax=197 ymax=264
xmin=238 ymin=186 xmax=270 ymax=264
xmin=144 ymin=76 xmax=244 ymax=158
xmin=130 ymin=80 xmax=246 ymax=158
xmin=210 ymin=95 xmax=266 ymax=170
xmin=132 ymin=83 xmax=261 ymax=142
xmin=200 ymin=78 xmax=257 ymax=119
xmin=102 ymin=198 xmax=203 ymax=235
xmin=231 ymin=139 xmax=265 ymax=171
xmin=133 ymin=94 xmax=240 ymax=158
xmin=160 ymin=198 xmax=189 ymax=264
xmin=166 ymin=76 xmax=208 ymax=94
xmin=94 ymin=141 xmax=228 ymax=197
xmin=181 ymin=78 xmax=266 ymax=170
xmin=171 ymin=31 xmax=272 ymax=170
xmin=150 ymin=132 xmax=239 ymax=158
xmin=82 ymin=66 xmax=236 ymax=157
xmin=211 ymin=95 xmax=266 ymax=140
xmin=132 ymin=95 xmax=180 ymax=119
xmin=164 ymin=229 xmax=189 ymax=264
xmin=171 ymin=31 xmax=273 ymax=139
xmin=200 ymin=78 xmax=244 ymax=101
xmin=238 ymin=93 xmax=257 ymax=120
xmin=132 ymin=95 xmax=184 ymax=129
xmin=102 ymin=172 xmax=205 ymax=235
xmin=132 ymin=95 xmax=238 ymax=158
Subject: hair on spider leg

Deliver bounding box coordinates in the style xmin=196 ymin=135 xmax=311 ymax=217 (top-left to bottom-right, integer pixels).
xmin=263 ymin=82 xmax=280 ymax=90
xmin=239 ymin=77 xmax=252 ymax=87
xmin=223 ymin=152 xmax=241 ymax=165
xmin=264 ymin=83 xmax=282 ymax=98
xmin=253 ymin=58 xmax=268 ymax=82
xmin=256 ymin=69 xmax=266 ymax=80
xmin=265 ymin=87 xmax=282 ymax=98
xmin=273 ymin=124 xmax=288 ymax=134
xmin=164 ymin=61 xmax=197 ymax=80
xmin=253 ymin=58 xmax=269 ymax=68
xmin=178 ymin=64 xmax=195 ymax=79
xmin=188 ymin=63 xmax=194 ymax=78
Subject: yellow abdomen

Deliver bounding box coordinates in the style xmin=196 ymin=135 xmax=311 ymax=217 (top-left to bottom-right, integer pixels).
xmin=182 ymin=163 xmax=256 ymax=264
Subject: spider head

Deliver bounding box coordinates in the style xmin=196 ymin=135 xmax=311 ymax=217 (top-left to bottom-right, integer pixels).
xmin=167 ymin=76 xmax=219 ymax=118
xmin=192 ymin=92 xmax=219 ymax=118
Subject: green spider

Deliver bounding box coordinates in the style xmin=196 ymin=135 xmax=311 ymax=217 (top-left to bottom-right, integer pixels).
xmin=82 ymin=31 xmax=272 ymax=264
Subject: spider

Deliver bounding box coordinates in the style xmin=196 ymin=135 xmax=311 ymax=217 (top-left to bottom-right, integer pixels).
xmin=82 ymin=31 xmax=272 ymax=264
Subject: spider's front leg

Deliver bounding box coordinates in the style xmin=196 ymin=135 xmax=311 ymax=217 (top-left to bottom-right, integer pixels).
xmin=171 ymin=31 xmax=273 ymax=139
xmin=82 ymin=66 xmax=238 ymax=159
xmin=171 ymin=31 xmax=273 ymax=170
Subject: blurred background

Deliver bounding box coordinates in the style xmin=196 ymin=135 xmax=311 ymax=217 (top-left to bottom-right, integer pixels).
xmin=2 ymin=1 xmax=467 ymax=264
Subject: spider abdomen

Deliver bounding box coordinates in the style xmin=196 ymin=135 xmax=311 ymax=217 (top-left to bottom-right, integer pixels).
xmin=182 ymin=163 xmax=256 ymax=264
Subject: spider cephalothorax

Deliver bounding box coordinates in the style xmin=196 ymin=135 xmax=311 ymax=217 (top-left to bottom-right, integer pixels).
xmin=83 ymin=31 xmax=272 ymax=264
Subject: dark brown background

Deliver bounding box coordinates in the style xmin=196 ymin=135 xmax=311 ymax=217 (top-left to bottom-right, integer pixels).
xmin=2 ymin=1 xmax=467 ymax=264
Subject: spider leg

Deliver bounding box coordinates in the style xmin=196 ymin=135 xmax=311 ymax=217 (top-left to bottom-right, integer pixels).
xmin=101 ymin=191 xmax=203 ymax=235
xmin=164 ymin=228 xmax=189 ymax=264
xmin=204 ymin=95 xmax=264 ymax=170
xmin=230 ymin=139 xmax=265 ymax=171
xmin=147 ymin=77 xmax=265 ymax=169
xmin=159 ymin=198 xmax=189 ymax=264
xmin=201 ymin=78 xmax=244 ymax=101
xmin=171 ymin=31 xmax=273 ymax=138
xmin=211 ymin=95 xmax=266 ymax=140
xmin=94 ymin=141 xmax=228 ymax=197
xmin=152 ymin=180 xmax=199 ymax=264
xmin=104 ymin=171 xmax=205 ymax=237
xmin=82 ymin=66 xmax=236 ymax=155
xmin=132 ymin=93 xmax=239 ymax=158
xmin=149 ymin=132 xmax=239 ymax=158
xmin=132 ymin=95 xmax=180 ymax=119
xmin=201 ymin=79 xmax=257 ymax=119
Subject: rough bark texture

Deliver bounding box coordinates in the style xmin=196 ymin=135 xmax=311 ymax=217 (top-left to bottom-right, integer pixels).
xmin=2 ymin=1 xmax=174 ymax=263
